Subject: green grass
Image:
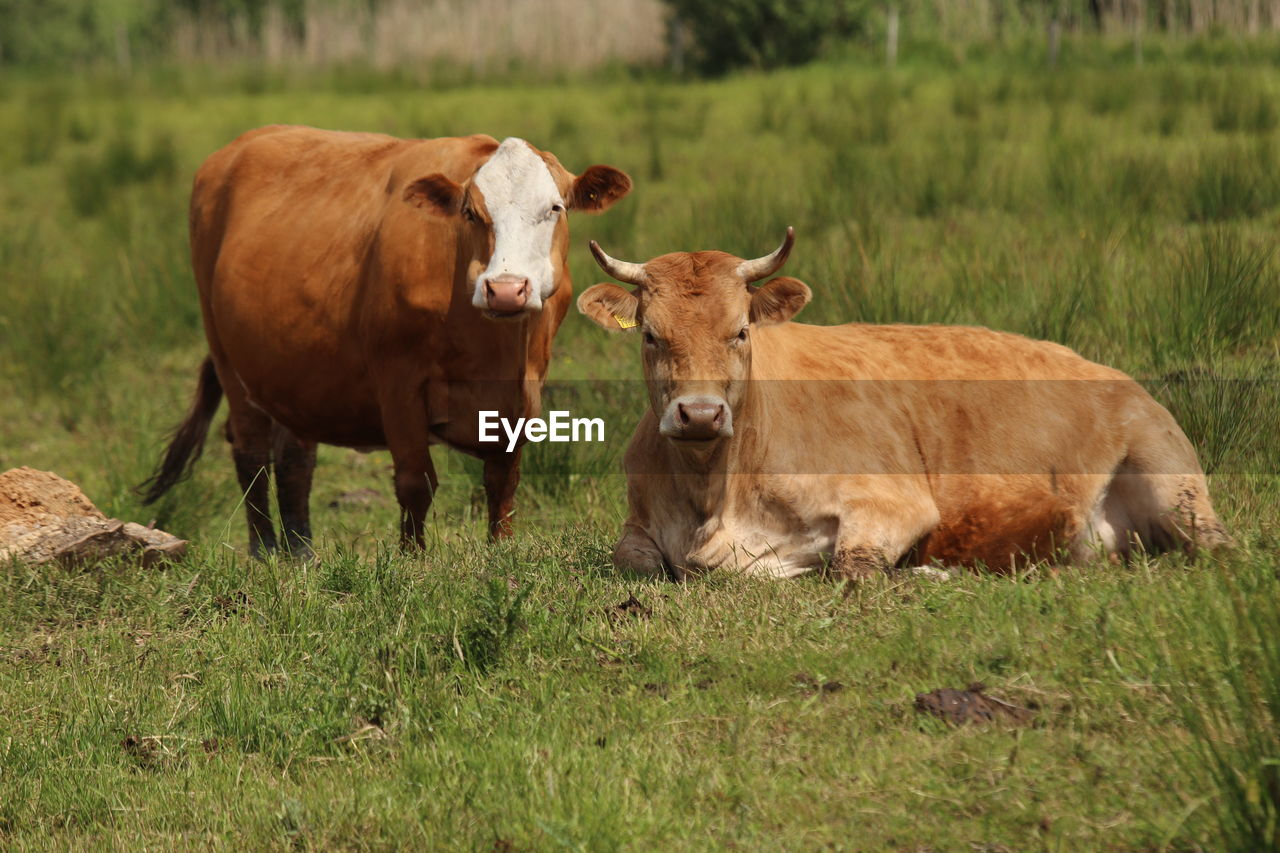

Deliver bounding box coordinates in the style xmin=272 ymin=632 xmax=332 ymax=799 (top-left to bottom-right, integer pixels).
xmin=0 ymin=538 xmax=1274 ymax=850
xmin=1 ymin=45 xmax=1279 ymax=849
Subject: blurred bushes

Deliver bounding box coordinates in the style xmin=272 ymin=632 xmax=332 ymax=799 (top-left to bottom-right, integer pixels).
xmin=663 ymin=0 xmax=869 ymax=74
xmin=1184 ymin=139 xmax=1280 ymax=223
xmin=64 ymin=130 xmax=178 ymax=217
xmin=0 ymin=0 xmax=167 ymax=67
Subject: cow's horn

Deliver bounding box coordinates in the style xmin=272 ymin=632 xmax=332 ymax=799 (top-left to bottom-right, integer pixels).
xmin=589 ymin=240 xmax=647 ymax=286
xmin=737 ymin=227 xmax=796 ymax=283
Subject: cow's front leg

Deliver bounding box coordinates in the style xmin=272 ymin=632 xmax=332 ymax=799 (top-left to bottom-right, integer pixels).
xmin=390 ymin=448 xmax=438 ymax=550
xmin=482 ymin=449 xmax=522 ymax=540
xmin=613 ymin=524 xmax=668 ymax=580
xmin=379 ymin=387 xmax=438 ymax=550
xmin=830 ymin=544 xmax=893 ymax=579
xmin=831 ymin=482 xmax=939 ymax=580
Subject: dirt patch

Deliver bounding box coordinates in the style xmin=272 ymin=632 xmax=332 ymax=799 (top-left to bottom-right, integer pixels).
xmin=335 ymin=716 xmax=386 ymax=745
xmin=7 ymin=638 xmax=87 ymax=667
xmin=212 ymin=591 xmax=253 ymax=616
xmin=327 ymin=488 xmax=383 ymax=508
xmin=0 ymin=467 xmax=185 ymax=568
xmin=607 ymin=594 xmax=652 ymax=622
xmin=794 ymin=672 xmax=845 ymax=696
xmin=120 ymin=734 xmax=163 ymax=769
xmin=914 ymin=683 xmax=1036 ymax=726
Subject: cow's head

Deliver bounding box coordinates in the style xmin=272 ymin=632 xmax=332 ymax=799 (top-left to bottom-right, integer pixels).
xmin=404 ymin=137 xmax=630 ymax=319
xmin=578 ymin=228 xmax=810 ymax=445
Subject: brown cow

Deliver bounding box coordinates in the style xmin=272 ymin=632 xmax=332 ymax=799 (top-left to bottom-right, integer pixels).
xmin=578 ymin=229 xmax=1230 ymax=579
xmin=140 ymin=125 xmax=631 ymax=556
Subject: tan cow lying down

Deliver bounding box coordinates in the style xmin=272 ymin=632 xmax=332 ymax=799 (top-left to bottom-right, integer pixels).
xmin=578 ymin=229 xmax=1230 ymax=579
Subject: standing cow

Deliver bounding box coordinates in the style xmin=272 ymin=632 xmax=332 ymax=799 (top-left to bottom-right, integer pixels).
xmin=577 ymin=229 xmax=1230 ymax=579
xmin=140 ymin=126 xmax=631 ymax=556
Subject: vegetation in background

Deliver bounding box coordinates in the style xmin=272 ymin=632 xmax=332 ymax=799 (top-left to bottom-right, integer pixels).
xmin=10 ymin=0 xmax=1280 ymax=73
xmin=0 ymin=0 xmax=670 ymax=74
xmin=662 ymin=0 xmax=869 ymax=74
xmin=1 ymin=33 xmax=1279 ymax=852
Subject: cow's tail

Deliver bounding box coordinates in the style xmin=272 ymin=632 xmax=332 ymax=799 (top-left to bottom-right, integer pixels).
xmin=137 ymin=356 xmax=223 ymax=505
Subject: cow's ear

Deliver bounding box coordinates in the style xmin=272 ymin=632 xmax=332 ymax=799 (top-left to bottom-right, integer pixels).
xmin=569 ymin=166 xmax=632 ymax=213
xmin=403 ymin=174 xmax=463 ymax=215
xmin=750 ymin=277 xmax=811 ymax=326
xmin=577 ymin=283 xmax=639 ymax=332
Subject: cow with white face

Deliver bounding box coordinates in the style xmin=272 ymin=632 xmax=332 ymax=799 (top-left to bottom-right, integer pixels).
xmin=579 ymin=229 xmax=1230 ymax=580
xmin=141 ymin=127 xmax=631 ymax=555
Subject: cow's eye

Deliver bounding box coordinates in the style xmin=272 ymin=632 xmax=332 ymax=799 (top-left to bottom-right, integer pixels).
xmin=642 ymin=330 xmax=657 ymax=346
xmin=732 ymin=327 xmax=748 ymax=344
xmin=550 ymin=202 xmax=565 ymax=216
xmin=462 ymin=207 xmax=478 ymax=223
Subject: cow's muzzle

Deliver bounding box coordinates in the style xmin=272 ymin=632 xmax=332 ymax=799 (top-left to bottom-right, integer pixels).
xmin=661 ymin=395 xmax=732 ymax=442
xmin=482 ymin=274 xmax=533 ymax=317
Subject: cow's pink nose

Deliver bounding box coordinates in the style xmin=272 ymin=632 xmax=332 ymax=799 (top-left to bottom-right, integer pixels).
xmin=484 ymin=275 xmax=530 ymax=313
xmin=676 ymin=401 xmax=726 ymax=440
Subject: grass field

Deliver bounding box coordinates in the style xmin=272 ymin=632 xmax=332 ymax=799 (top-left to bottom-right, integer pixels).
xmin=1 ymin=42 xmax=1279 ymax=849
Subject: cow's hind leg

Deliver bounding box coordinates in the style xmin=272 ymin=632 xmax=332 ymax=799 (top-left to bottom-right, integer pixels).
xmin=226 ymin=409 xmax=278 ymax=559
xmin=482 ymin=449 xmax=523 ymax=540
xmin=1089 ymin=400 xmax=1232 ymax=561
xmin=274 ymin=425 xmax=317 ymax=560
xmin=1096 ymin=462 xmax=1230 ymax=558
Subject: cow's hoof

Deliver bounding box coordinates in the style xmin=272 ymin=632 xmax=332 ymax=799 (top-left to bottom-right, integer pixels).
xmin=286 ymin=541 xmax=316 ymax=564
xmin=613 ymin=562 xmax=669 ymax=581
xmin=830 ymin=546 xmax=888 ymax=580
xmin=901 ymin=565 xmax=959 ymax=581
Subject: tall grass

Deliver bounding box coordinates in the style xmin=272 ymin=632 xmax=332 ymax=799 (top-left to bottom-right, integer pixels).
xmin=1209 ymin=72 xmax=1279 ymax=133
xmin=1144 ymin=228 xmax=1279 ymax=367
xmin=64 ymin=129 xmax=177 ymax=217
xmin=1184 ymin=138 xmax=1280 ymax=222
xmin=1146 ymin=560 xmax=1280 ymax=852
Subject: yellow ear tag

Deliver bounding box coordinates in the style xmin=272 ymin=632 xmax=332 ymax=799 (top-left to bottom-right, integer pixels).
xmin=614 ymin=315 xmax=637 ymax=329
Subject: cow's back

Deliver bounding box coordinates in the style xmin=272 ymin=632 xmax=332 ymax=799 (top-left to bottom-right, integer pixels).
xmin=191 ymin=125 xmax=489 ymax=309
xmin=764 ymin=319 xmax=1138 ymax=465
xmin=755 ymin=320 xmax=1147 ymax=462
xmin=752 ymin=321 xmax=1125 ymax=382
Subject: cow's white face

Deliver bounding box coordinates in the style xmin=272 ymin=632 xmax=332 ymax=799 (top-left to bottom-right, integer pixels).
xmin=402 ymin=137 xmax=632 ymax=321
xmin=470 ymin=138 xmax=565 ymax=316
